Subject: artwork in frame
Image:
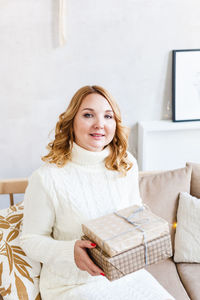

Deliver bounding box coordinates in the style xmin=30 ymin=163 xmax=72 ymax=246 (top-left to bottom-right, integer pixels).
xmin=172 ymin=49 xmax=200 ymax=122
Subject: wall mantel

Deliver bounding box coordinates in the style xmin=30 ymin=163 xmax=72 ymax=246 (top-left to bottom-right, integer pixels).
xmin=138 ymin=120 xmax=200 ymax=171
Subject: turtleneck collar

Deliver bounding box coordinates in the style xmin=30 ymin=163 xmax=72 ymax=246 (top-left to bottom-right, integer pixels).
xmin=71 ymin=142 xmax=110 ymax=166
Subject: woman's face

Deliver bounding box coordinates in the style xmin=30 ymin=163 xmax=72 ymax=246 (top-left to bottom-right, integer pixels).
xmin=73 ymin=93 xmax=116 ymax=152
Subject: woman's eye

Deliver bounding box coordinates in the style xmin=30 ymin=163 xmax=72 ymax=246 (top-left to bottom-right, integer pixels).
xmin=83 ymin=113 xmax=93 ymax=118
xmin=105 ymin=115 xmax=113 ymax=119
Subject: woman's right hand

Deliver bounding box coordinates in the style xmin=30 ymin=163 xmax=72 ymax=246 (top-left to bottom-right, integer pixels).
xmin=74 ymin=240 xmax=105 ymax=276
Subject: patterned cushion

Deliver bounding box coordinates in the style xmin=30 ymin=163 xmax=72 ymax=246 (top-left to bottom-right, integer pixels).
xmin=0 ymin=201 xmax=41 ymax=299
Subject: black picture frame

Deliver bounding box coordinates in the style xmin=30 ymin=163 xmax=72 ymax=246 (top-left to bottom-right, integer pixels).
xmin=172 ymin=49 xmax=200 ymax=122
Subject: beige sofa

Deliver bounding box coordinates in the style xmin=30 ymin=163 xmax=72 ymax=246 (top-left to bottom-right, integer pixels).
xmin=0 ymin=162 xmax=199 ymax=299
xmin=139 ymin=162 xmax=200 ymax=300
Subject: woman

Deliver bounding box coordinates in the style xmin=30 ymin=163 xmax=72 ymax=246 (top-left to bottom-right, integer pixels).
xmin=20 ymin=85 xmax=174 ymax=300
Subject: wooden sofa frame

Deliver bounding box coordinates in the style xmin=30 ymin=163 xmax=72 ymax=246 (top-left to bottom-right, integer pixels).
xmin=0 ymin=178 xmax=28 ymax=206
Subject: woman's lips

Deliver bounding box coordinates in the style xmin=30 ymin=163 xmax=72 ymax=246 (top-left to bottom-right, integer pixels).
xmin=90 ymin=133 xmax=105 ymax=139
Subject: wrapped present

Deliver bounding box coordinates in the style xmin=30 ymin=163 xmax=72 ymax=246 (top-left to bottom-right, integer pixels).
xmin=82 ymin=205 xmax=170 ymax=257
xmin=82 ymin=233 xmax=172 ymax=281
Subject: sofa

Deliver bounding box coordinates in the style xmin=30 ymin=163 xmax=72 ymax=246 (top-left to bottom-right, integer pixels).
xmin=0 ymin=162 xmax=199 ymax=299
xmin=139 ymin=162 xmax=200 ymax=300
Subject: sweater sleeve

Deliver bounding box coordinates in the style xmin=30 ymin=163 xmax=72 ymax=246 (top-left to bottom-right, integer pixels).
xmin=20 ymin=169 xmax=78 ymax=270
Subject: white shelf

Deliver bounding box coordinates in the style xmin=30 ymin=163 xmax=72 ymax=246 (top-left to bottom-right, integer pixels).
xmin=139 ymin=120 xmax=200 ymax=131
xmin=138 ymin=120 xmax=200 ymax=171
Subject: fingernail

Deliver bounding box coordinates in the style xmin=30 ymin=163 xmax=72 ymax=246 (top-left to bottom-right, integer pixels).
xmin=100 ymin=273 xmax=105 ymax=276
xmin=91 ymin=243 xmax=96 ymax=247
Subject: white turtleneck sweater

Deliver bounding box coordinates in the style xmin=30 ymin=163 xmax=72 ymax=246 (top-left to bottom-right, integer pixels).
xmin=20 ymin=143 xmax=174 ymax=300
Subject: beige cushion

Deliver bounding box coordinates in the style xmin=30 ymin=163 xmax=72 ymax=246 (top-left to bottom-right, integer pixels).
xmin=176 ymin=263 xmax=200 ymax=300
xmin=139 ymin=166 xmax=192 ymax=250
xmin=0 ymin=201 xmax=41 ymax=299
xmin=146 ymin=258 xmax=190 ymax=300
xmin=174 ymin=192 xmax=200 ymax=263
xmin=186 ymin=162 xmax=200 ymax=198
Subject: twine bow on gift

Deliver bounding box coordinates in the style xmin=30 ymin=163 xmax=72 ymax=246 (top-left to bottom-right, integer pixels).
xmin=101 ymin=205 xmax=150 ymax=267
xmin=114 ymin=206 xmax=149 ymax=265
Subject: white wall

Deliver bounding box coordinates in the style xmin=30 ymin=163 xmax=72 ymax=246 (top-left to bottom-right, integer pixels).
xmin=1 ymin=0 xmax=200 ymax=179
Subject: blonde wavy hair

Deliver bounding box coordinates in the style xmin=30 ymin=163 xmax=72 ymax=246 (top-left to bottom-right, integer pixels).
xmin=42 ymin=85 xmax=133 ymax=175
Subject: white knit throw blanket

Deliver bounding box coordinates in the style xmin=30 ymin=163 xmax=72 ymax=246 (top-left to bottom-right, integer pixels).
xmin=64 ymin=269 xmax=175 ymax=300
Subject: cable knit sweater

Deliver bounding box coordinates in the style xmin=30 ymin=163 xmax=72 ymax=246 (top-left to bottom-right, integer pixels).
xmin=20 ymin=143 xmax=174 ymax=300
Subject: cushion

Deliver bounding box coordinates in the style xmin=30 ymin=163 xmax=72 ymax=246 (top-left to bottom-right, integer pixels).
xmin=174 ymin=192 xmax=200 ymax=263
xmin=139 ymin=165 xmax=192 ymax=250
xmin=0 ymin=201 xmax=41 ymax=299
xmin=176 ymin=263 xmax=200 ymax=300
xmin=186 ymin=162 xmax=200 ymax=198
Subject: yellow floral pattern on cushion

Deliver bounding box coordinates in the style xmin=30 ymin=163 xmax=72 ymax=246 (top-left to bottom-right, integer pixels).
xmin=0 ymin=201 xmax=41 ymax=300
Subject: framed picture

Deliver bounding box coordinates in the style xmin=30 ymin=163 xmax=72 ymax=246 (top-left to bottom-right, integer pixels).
xmin=172 ymin=49 xmax=200 ymax=122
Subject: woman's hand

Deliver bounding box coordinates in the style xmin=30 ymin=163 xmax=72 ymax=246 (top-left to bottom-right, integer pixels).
xmin=74 ymin=240 xmax=105 ymax=276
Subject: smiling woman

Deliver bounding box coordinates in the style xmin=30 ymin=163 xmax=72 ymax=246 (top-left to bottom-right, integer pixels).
xmin=19 ymin=85 xmax=173 ymax=300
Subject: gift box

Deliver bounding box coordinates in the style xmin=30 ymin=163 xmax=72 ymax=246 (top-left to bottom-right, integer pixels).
xmin=82 ymin=205 xmax=170 ymax=257
xmin=82 ymin=233 xmax=172 ymax=281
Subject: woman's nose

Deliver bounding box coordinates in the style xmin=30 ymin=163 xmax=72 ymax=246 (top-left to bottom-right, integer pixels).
xmin=94 ymin=118 xmax=104 ymax=129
